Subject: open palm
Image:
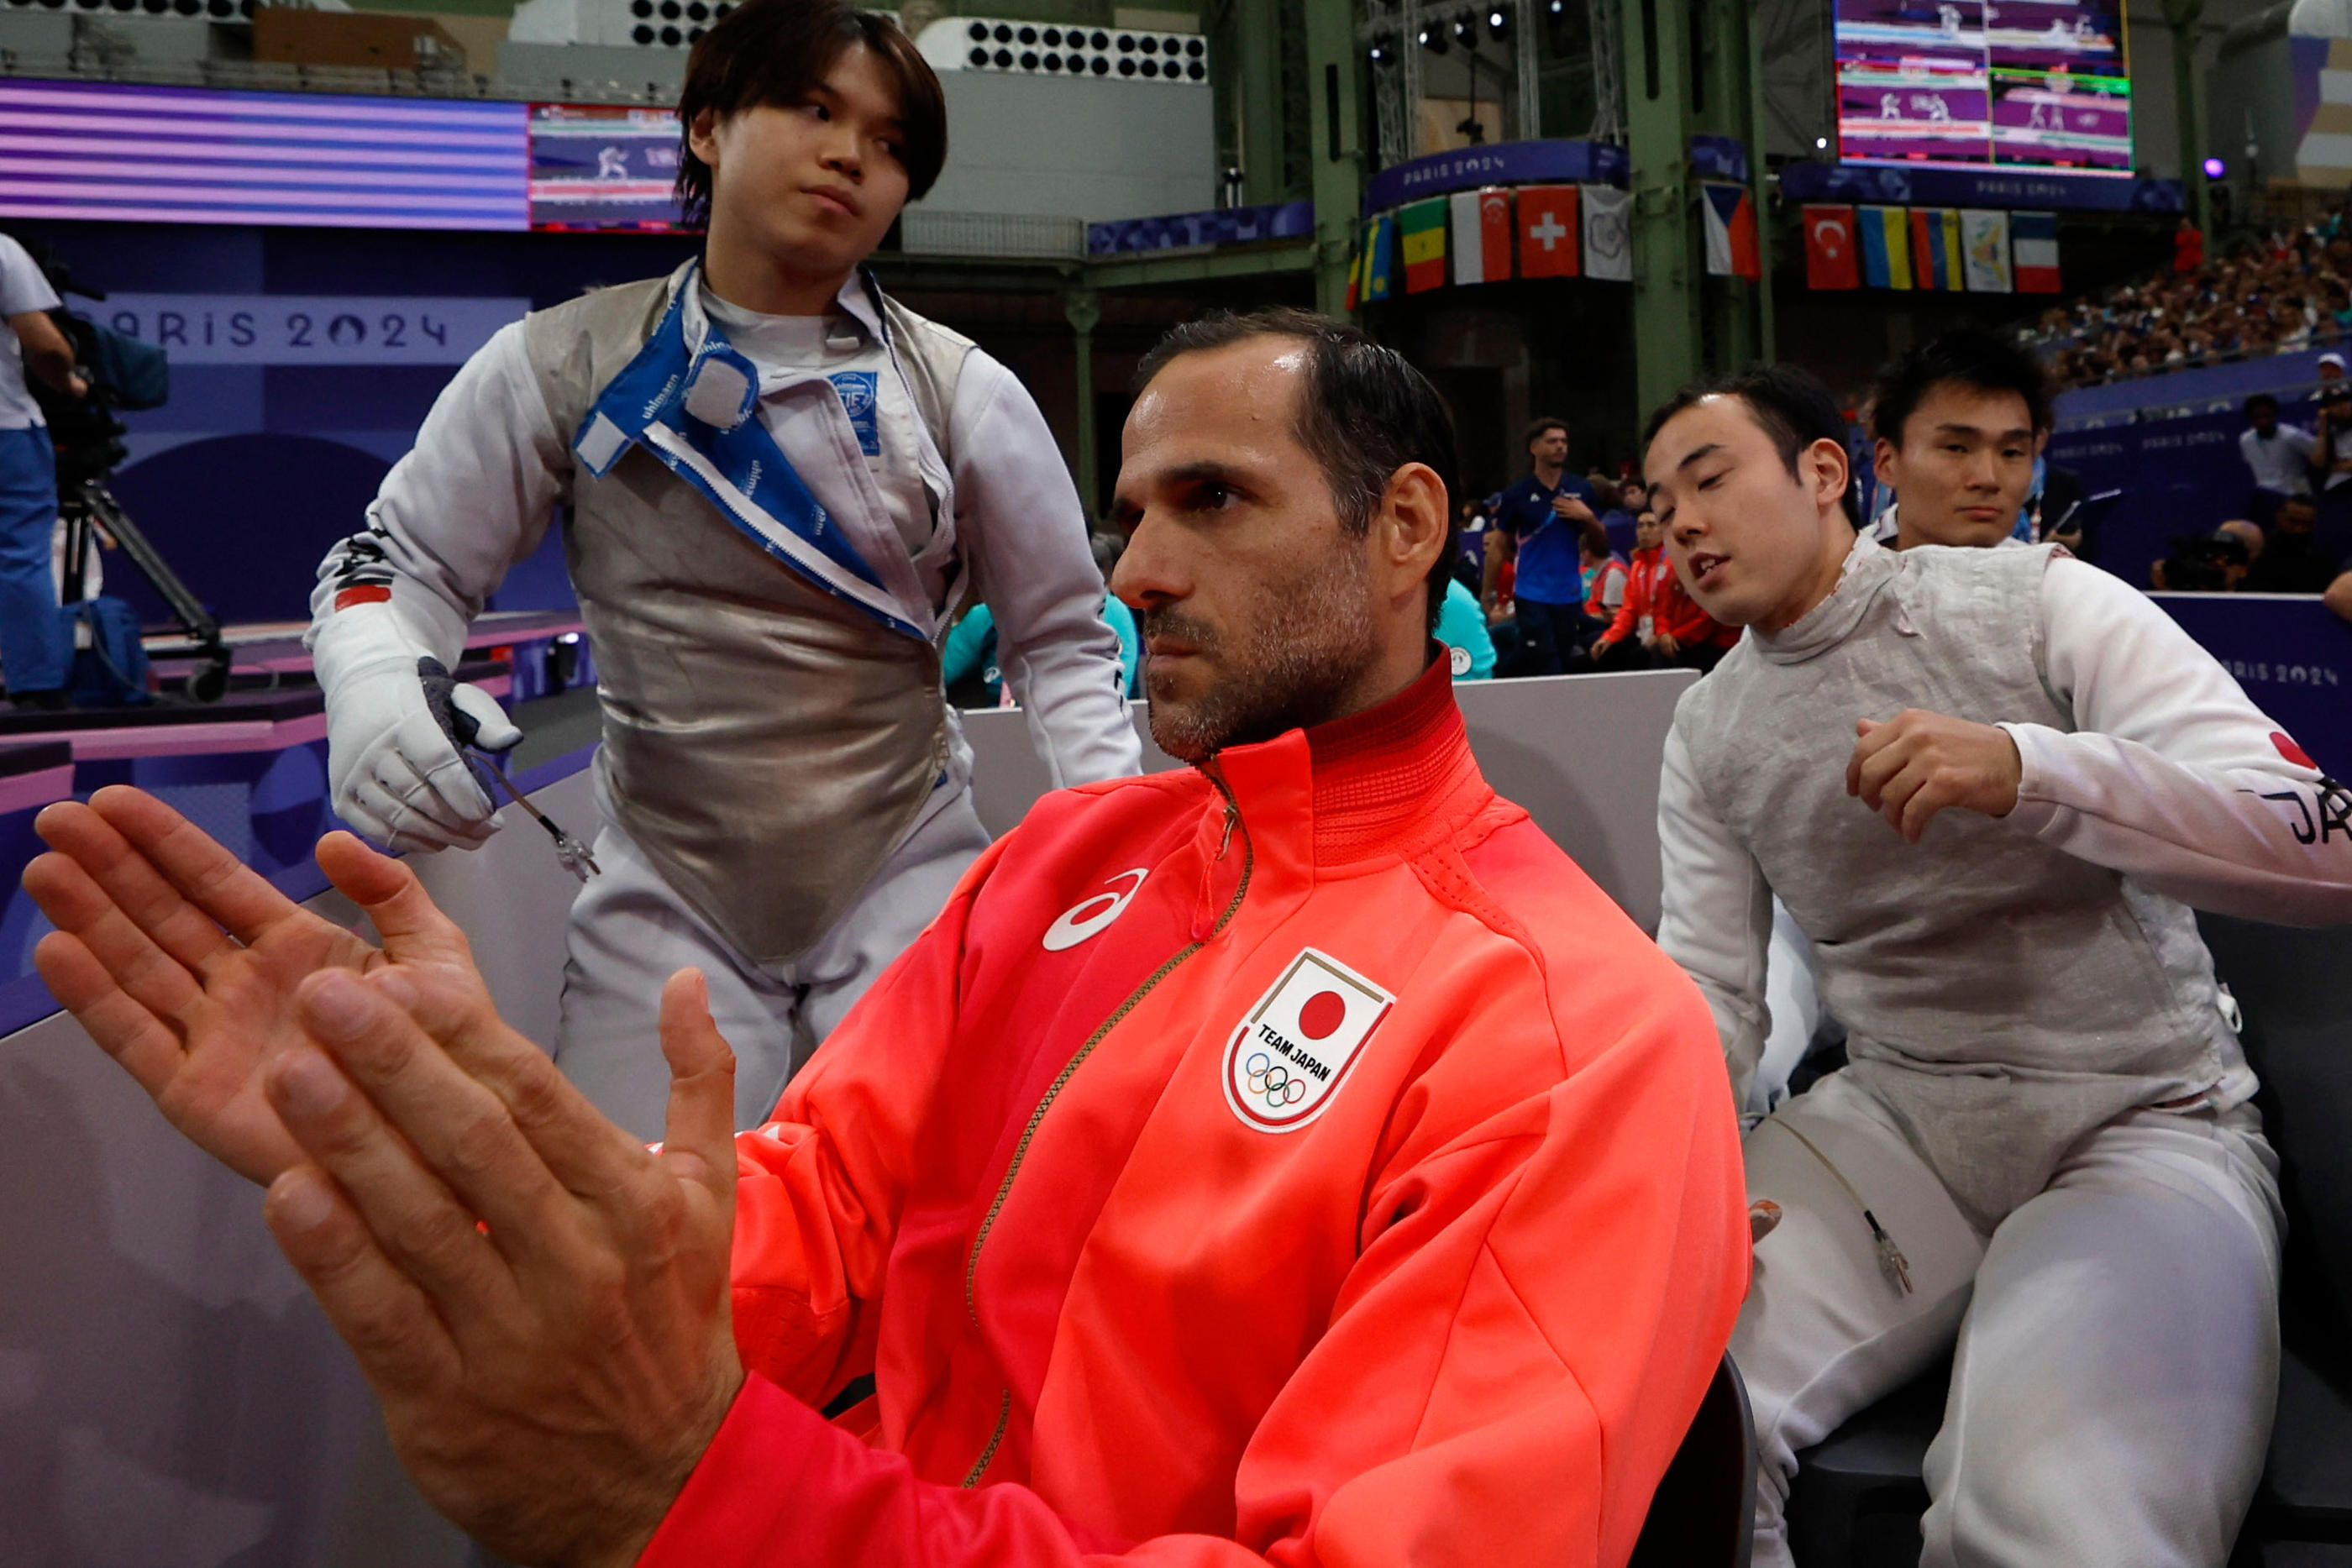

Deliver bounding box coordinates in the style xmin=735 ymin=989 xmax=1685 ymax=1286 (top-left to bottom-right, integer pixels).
xmin=24 ymin=786 xmax=487 ymax=1185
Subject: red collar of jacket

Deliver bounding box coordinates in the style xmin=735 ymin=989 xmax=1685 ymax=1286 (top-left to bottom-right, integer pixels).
xmin=1198 ymin=650 xmax=1495 ymax=886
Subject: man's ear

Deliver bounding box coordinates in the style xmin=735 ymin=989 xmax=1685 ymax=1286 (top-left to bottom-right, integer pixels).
xmin=1813 ymin=437 xmax=1854 ymax=516
xmin=1865 ymin=435 xmax=1895 ymax=500
xmin=686 ymin=108 xmax=722 ymax=170
xmin=1378 ymin=463 xmax=1449 ymax=597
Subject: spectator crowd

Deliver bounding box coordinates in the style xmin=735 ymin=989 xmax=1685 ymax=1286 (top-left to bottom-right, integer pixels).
xmin=2023 ymin=198 xmax=2352 ymax=389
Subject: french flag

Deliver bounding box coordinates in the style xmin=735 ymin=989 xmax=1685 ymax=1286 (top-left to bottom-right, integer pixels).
xmin=2012 ymin=211 xmax=2061 ymax=293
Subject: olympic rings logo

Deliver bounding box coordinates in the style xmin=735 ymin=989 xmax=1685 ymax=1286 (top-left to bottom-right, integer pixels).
xmin=1243 ymin=1051 xmax=1309 ymax=1107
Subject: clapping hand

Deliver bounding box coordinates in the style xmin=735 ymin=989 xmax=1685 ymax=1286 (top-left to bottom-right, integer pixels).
xmin=24 ymin=787 xmax=491 ymax=1183
xmin=24 ymin=786 xmax=747 ymax=1565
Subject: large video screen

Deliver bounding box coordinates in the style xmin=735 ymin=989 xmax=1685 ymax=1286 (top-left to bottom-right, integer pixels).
xmin=528 ymin=105 xmax=691 ymax=232
xmin=0 ymin=81 xmax=528 ymax=230
xmin=1835 ymin=0 xmax=2131 ymax=172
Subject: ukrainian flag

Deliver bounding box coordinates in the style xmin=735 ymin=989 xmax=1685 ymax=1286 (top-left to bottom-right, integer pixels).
xmin=1859 ymin=206 xmax=1912 ymax=291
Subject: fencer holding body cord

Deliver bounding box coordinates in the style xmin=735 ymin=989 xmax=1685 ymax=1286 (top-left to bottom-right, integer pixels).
xmin=417 ymin=655 xmax=601 ymax=884
xmin=310 ymin=600 xmax=519 ymax=853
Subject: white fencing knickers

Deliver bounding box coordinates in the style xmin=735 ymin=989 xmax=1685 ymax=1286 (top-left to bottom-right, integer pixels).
xmin=1736 ymin=1068 xmax=2283 ymax=1568
xmin=549 ymin=773 xmax=994 ymax=1142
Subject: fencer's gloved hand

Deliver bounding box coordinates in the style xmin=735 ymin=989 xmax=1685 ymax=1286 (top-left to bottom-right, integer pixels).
xmin=313 ymin=603 xmax=522 ymax=853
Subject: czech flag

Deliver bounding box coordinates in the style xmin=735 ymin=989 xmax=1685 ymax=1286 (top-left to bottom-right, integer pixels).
xmin=1858 ymin=206 xmax=1912 ymax=291
xmin=1803 ymin=205 xmax=1859 ymax=291
xmin=1702 ymin=184 xmax=1761 ymax=280
xmin=1400 ymin=198 xmax=1448 ymax=293
xmin=1451 ymin=187 xmax=1514 ymax=285
xmin=2012 ymin=211 xmax=2061 ymax=293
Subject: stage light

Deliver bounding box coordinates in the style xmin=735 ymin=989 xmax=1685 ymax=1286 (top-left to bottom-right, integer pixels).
xmin=1550 ymin=0 xmax=1565 ymax=10
xmin=1418 ymin=22 xmax=1447 ymax=52
xmin=1815 ymin=136 xmax=1830 ymax=149
xmin=1452 ymin=13 xmax=1478 ymax=47
xmin=1487 ymin=6 xmax=1510 ymax=39
xmin=2202 ymin=156 xmax=2226 ymax=178
xmin=1368 ymin=33 xmax=1397 ymax=64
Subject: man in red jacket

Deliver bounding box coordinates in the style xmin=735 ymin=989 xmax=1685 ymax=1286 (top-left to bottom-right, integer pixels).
xmin=1594 ymin=510 xmax=1740 ymax=673
xmin=22 ymin=309 xmax=1746 ymax=1568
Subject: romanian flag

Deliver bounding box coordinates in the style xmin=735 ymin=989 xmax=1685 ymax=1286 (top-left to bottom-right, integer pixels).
xmin=1400 ymin=197 xmax=1448 ymax=293
xmin=1908 ymin=208 xmax=1963 ymax=291
xmin=1858 ymin=206 xmax=1912 ymax=291
xmin=1362 ymin=212 xmax=1398 ymax=303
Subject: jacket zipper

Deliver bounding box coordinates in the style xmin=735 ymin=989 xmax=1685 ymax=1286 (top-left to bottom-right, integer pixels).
xmin=958 ymin=783 xmax=1253 ymax=1487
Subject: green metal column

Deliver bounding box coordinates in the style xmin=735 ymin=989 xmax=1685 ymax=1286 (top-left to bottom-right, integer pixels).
xmin=1693 ymin=0 xmax=1756 ymax=371
xmin=1744 ymin=0 xmax=1776 ymax=363
xmin=2163 ymin=0 xmax=2212 ymax=239
xmin=1302 ymin=0 xmax=1364 ymax=317
xmin=1065 ymin=285 xmax=1101 ymax=522
xmin=1625 ymin=0 xmax=1701 ymax=417
xmin=1237 ymin=0 xmax=1288 ymax=206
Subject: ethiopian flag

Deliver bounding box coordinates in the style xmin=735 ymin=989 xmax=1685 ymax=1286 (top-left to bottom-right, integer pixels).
xmin=1401 ymin=198 xmax=1448 ymax=293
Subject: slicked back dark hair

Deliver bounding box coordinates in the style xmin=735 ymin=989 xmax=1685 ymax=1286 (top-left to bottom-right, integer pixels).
xmin=1641 ymin=364 xmax=1862 ymax=531
xmin=675 ymin=0 xmax=947 ymax=228
xmin=1869 ymin=327 xmax=2052 ymax=448
xmin=1135 ymin=307 xmax=1460 ymax=630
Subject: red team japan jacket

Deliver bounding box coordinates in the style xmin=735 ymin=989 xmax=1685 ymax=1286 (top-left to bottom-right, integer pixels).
xmin=638 ymin=658 xmax=1749 ymax=1568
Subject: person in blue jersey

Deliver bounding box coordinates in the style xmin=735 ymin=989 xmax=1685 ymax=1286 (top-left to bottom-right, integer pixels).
xmin=1480 ymin=416 xmax=1600 ymax=676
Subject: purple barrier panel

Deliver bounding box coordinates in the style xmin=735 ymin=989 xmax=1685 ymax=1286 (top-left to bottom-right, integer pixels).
xmin=2151 ymin=592 xmax=2352 ymax=778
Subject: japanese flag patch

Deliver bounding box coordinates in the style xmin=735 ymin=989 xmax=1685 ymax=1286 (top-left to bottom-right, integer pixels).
xmin=1222 ymin=948 xmax=1394 ymax=1134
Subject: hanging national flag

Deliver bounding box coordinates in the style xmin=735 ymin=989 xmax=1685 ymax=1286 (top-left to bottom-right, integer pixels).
xmin=1702 ymin=183 xmax=1761 ymax=280
xmin=1400 ymin=197 xmax=1448 ymax=292
xmin=1362 ymin=212 xmax=1398 ymax=303
xmin=1803 ymin=205 xmax=1859 ymax=290
xmin=1343 ymin=222 xmax=1363 ymax=311
xmin=1451 ymin=187 xmax=1514 ymax=285
xmin=1858 ymin=206 xmax=1912 ymax=291
xmin=1960 ymin=208 xmax=2013 ymax=293
xmin=2012 ymin=210 xmax=2060 ymax=292
xmin=1518 ymin=184 xmax=1580 ymax=278
xmin=1933 ymin=208 xmax=1966 ymax=291
xmin=1582 ymin=184 xmax=1632 ymax=281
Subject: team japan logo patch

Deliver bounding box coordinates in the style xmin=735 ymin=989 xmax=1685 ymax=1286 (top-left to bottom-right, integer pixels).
xmin=1222 ymin=949 xmax=1394 ymax=1134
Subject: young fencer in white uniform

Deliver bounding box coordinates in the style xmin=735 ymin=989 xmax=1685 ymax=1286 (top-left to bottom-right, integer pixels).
xmin=1645 ymin=364 xmax=2352 ymax=1567
xmin=304 ymin=3 xmax=1139 ymax=1140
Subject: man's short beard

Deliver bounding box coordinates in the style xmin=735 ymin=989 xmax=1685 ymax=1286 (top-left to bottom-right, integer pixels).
xmin=1143 ymin=532 xmax=1383 ymax=764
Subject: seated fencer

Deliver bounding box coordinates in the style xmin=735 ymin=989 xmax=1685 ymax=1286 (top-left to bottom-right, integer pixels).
xmin=1864 ymin=328 xmax=2050 ymax=551
xmin=23 ymin=309 xmax=1746 ymax=1568
xmin=1644 ymin=364 xmax=2352 ymax=1567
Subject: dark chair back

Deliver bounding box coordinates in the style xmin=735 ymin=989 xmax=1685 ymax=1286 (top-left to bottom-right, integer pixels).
xmin=2197 ymin=913 xmax=2352 ymax=1346
xmin=1630 ymin=1352 xmax=1756 ymax=1568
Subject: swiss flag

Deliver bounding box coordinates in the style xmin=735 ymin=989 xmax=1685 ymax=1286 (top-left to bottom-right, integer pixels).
xmin=1803 ymin=204 xmax=1860 ymax=291
xmin=1518 ymin=184 xmax=1580 ymax=278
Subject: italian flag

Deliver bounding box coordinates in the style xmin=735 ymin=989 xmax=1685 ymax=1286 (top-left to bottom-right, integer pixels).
xmin=1401 ymin=198 xmax=1447 ymax=293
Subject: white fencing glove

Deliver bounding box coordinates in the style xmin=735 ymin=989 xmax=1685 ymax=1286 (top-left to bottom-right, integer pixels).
xmin=313 ymin=604 xmax=522 ymax=852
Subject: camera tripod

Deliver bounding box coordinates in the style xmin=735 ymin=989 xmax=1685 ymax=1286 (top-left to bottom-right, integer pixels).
xmin=55 ymin=470 xmax=232 ymax=705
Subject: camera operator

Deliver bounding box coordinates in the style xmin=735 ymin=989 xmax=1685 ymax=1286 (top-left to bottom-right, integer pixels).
xmin=0 ymin=229 xmax=86 ymax=712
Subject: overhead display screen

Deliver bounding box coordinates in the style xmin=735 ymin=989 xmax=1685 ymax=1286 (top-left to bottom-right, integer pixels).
xmin=1835 ymin=0 xmax=2132 ymax=172
xmin=528 ymin=104 xmax=691 ymax=231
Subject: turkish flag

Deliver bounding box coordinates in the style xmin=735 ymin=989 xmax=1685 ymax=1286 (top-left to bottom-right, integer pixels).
xmin=1804 ymin=205 xmax=1860 ymax=291
xmin=1518 ymin=184 xmax=1580 ymax=278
